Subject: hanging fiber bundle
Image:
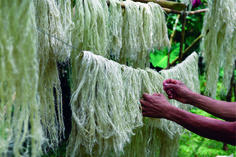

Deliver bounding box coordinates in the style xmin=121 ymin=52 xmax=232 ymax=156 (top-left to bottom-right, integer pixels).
xmin=148 ymin=2 xmax=170 ymax=50
xmin=122 ymin=52 xmax=199 ymax=157
xmin=120 ymin=1 xmax=170 ymax=68
xmin=108 ymin=0 xmax=123 ymax=61
xmin=72 ymin=0 xmax=84 ymax=52
xmin=81 ymin=0 xmax=109 ymax=57
xmin=34 ymin=0 xmax=72 ymax=148
xmin=201 ymin=0 xmax=236 ymax=97
xmin=119 ymin=1 xmax=141 ymax=66
xmin=58 ymin=0 xmax=74 ymax=59
xmin=0 ymin=1 xmax=44 ymax=156
xmin=67 ymin=51 xmax=199 ymax=156
xmin=67 ymin=51 xmax=143 ymax=156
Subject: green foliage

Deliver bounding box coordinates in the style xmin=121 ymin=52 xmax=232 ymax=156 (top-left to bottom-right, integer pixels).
xmin=150 ymin=1 xmax=208 ymax=69
xmin=179 ymin=130 xmax=236 ymax=157
xmin=179 ymin=107 xmax=236 ymax=157
xmin=150 ymin=43 xmax=183 ymax=68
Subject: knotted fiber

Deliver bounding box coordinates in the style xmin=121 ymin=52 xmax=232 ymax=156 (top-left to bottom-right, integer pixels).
xmin=0 ymin=1 xmax=44 ymax=156
xmin=67 ymin=51 xmax=199 ymax=156
xmin=201 ymin=0 xmax=236 ymax=97
xmin=34 ymin=0 xmax=73 ymax=148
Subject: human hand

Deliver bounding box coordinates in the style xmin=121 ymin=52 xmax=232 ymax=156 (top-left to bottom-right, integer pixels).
xmin=140 ymin=93 xmax=173 ymax=119
xmin=163 ymin=79 xmax=194 ymax=104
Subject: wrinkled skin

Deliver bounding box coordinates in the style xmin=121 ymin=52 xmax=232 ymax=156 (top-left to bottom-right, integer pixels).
xmin=140 ymin=93 xmax=173 ymax=119
xmin=140 ymin=79 xmax=236 ymax=145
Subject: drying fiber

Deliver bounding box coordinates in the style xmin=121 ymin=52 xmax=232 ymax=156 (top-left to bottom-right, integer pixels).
xmin=108 ymin=0 xmax=123 ymax=61
xmin=201 ymin=0 xmax=236 ymax=97
xmin=34 ymin=0 xmax=73 ymax=148
xmin=72 ymin=0 xmax=84 ymax=52
xmin=122 ymin=52 xmax=199 ymax=157
xmin=67 ymin=51 xmax=199 ymax=156
xmin=80 ymin=0 xmax=109 ymax=57
xmin=72 ymin=0 xmax=170 ymax=68
xmin=120 ymin=1 xmax=170 ymax=68
xmin=0 ymin=1 xmax=44 ymax=156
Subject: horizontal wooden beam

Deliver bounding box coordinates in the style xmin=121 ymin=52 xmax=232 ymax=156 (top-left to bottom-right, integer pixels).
xmin=132 ymin=0 xmax=187 ymax=11
xmin=107 ymin=1 xmax=208 ymax=15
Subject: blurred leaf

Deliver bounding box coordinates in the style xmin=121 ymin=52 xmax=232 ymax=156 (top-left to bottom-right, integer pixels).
xmin=150 ymin=43 xmax=184 ymax=68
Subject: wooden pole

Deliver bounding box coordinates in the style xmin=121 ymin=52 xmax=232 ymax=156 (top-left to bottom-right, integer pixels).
xmin=106 ymin=0 xmax=208 ymax=15
xmin=132 ymin=0 xmax=187 ymax=11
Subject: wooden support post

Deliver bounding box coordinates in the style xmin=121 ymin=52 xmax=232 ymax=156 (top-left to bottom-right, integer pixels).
xmin=179 ymin=11 xmax=187 ymax=63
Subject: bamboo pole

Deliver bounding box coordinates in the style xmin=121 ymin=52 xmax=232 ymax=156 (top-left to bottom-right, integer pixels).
xmin=164 ymin=34 xmax=203 ymax=69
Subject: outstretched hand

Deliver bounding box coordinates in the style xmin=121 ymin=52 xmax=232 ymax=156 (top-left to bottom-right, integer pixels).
xmin=140 ymin=93 xmax=173 ymax=119
xmin=163 ymin=79 xmax=193 ymax=104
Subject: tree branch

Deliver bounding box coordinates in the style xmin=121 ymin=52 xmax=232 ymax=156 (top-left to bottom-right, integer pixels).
xmin=164 ymin=34 xmax=203 ymax=69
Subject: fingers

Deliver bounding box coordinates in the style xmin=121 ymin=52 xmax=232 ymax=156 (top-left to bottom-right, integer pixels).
xmin=140 ymin=99 xmax=148 ymax=107
xmin=168 ymin=94 xmax=174 ymax=99
xmin=140 ymin=99 xmax=148 ymax=114
xmin=142 ymin=93 xmax=152 ymax=100
xmin=163 ymin=78 xmax=177 ymax=85
xmin=152 ymin=93 xmax=161 ymax=96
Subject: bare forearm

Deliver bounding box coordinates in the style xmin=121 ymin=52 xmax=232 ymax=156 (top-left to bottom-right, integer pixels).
xmin=166 ymin=106 xmax=236 ymax=145
xmin=188 ymin=92 xmax=236 ymax=121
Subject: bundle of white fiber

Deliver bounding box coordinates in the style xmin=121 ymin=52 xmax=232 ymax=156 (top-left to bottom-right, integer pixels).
xmin=122 ymin=126 xmax=180 ymax=157
xmin=120 ymin=1 xmax=170 ymax=68
xmin=120 ymin=1 xmax=141 ymax=66
xmin=72 ymin=0 xmax=84 ymax=51
xmin=148 ymin=2 xmax=170 ymax=50
xmin=81 ymin=0 xmax=109 ymax=57
xmin=34 ymin=0 xmax=72 ymax=147
xmin=134 ymin=3 xmax=154 ymax=69
xmin=108 ymin=0 xmax=123 ymax=61
xmin=67 ymin=51 xmax=199 ymax=156
xmin=58 ymin=0 xmax=74 ymax=58
xmin=0 ymin=1 xmax=44 ymax=156
xmin=122 ymin=52 xmax=199 ymax=157
xmin=201 ymin=0 xmax=236 ymax=97
xmin=67 ymin=51 xmax=143 ymax=156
